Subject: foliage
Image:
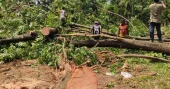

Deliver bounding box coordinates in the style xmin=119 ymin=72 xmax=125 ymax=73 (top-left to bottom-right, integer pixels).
xmin=67 ymin=46 xmax=97 ymax=65
xmin=106 ymin=81 xmax=115 ymax=88
xmin=0 ymin=0 xmax=170 ymax=66
xmin=38 ymin=42 xmax=60 ymax=66
xmin=0 ymin=1 xmax=170 ymax=88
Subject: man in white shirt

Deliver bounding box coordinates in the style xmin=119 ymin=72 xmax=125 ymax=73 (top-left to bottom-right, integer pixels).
xmin=58 ymin=7 xmax=66 ymax=26
xmin=91 ymin=21 xmax=102 ymax=40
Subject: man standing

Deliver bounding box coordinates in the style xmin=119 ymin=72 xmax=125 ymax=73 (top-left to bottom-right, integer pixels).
xmin=59 ymin=7 xmax=66 ymax=27
xmin=91 ymin=21 xmax=102 ymax=40
xmin=118 ymin=19 xmax=129 ymax=37
xmin=149 ymin=0 xmax=166 ymax=42
xmin=35 ymin=0 xmax=42 ymax=6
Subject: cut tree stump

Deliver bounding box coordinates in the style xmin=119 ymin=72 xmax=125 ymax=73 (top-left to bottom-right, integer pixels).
xmin=66 ymin=66 xmax=97 ymax=89
xmin=41 ymin=27 xmax=59 ymax=36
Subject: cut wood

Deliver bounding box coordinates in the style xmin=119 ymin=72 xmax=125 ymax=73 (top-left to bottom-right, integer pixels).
xmin=66 ymin=66 xmax=97 ymax=89
xmin=118 ymin=54 xmax=170 ymax=63
xmin=41 ymin=27 xmax=59 ymax=36
xmin=0 ymin=31 xmax=38 ymax=45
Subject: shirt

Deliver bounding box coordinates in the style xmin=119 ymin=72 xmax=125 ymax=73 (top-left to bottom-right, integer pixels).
xmin=119 ymin=24 xmax=128 ymax=37
xmin=149 ymin=3 xmax=165 ymax=23
xmin=92 ymin=25 xmax=101 ymax=34
xmin=60 ymin=10 xmax=65 ymax=18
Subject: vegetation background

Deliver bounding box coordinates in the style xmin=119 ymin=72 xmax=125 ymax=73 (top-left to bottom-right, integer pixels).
xmin=0 ymin=0 xmax=170 ymax=88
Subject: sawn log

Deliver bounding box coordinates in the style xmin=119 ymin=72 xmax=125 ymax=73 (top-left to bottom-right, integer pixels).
xmin=41 ymin=27 xmax=59 ymax=36
xmin=0 ymin=31 xmax=38 ymax=44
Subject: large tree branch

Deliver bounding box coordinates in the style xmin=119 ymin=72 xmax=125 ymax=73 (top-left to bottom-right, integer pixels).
xmin=118 ymin=54 xmax=170 ymax=63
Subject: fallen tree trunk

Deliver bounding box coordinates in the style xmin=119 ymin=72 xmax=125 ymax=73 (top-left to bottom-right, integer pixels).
xmin=128 ymin=36 xmax=170 ymax=42
xmin=74 ymin=39 xmax=170 ymax=54
xmin=55 ymin=33 xmax=170 ymax=42
xmin=69 ymin=23 xmax=170 ymax=41
xmin=59 ymin=34 xmax=170 ymax=54
xmin=118 ymin=54 xmax=170 ymax=63
xmin=0 ymin=31 xmax=38 ymax=44
xmin=55 ymin=33 xmax=170 ymax=54
xmin=69 ymin=23 xmax=91 ymax=29
xmin=69 ymin=23 xmax=117 ymax=36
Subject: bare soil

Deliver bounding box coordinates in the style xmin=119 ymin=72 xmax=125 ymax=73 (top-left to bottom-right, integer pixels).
xmin=0 ymin=51 xmax=157 ymax=89
xmin=0 ymin=60 xmax=65 ymax=89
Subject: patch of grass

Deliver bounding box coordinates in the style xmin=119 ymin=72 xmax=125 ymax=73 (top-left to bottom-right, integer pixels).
xmin=106 ymin=81 xmax=115 ymax=88
xmin=109 ymin=64 xmax=117 ymax=74
xmin=128 ymin=57 xmax=150 ymax=64
xmin=121 ymin=58 xmax=170 ymax=89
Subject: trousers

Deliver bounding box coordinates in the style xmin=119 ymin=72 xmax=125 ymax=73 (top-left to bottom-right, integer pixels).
xmin=150 ymin=22 xmax=162 ymax=42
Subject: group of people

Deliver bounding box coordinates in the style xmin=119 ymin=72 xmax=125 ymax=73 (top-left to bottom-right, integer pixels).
xmin=58 ymin=0 xmax=166 ymax=42
xmin=90 ymin=19 xmax=128 ymax=38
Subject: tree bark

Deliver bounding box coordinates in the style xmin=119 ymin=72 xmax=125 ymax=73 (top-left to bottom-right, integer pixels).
xmin=69 ymin=23 xmax=91 ymax=29
xmin=72 ymin=36 xmax=170 ymax=54
xmin=55 ymin=33 xmax=170 ymax=54
xmin=0 ymin=31 xmax=38 ymax=44
xmin=128 ymin=36 xmax=170 ymax=42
